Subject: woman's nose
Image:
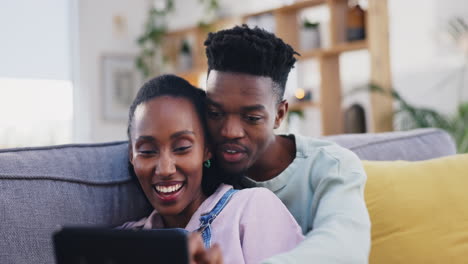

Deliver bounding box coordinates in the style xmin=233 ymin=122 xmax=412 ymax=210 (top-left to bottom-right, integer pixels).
xmin=155 ymin=154 xmax=176 ymax=177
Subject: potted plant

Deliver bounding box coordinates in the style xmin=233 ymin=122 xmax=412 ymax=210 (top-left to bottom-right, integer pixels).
xmin=178 ymin=40 xmax=192 ymax=72
xmin=300 ymin=19 xmax=321 ymax=51
xmin=351 ymin=84 xmax=468 ymax=153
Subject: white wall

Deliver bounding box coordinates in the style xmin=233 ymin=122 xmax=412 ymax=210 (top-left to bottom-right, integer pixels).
xmin=72 ymin=0 xmax=149 ymax=143
xmin=389 ymin=0 xmax=467 ymax=115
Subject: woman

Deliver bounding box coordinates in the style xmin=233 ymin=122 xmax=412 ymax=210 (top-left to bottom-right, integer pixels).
xmin=121 ymin=74 xmax=303 ymax=264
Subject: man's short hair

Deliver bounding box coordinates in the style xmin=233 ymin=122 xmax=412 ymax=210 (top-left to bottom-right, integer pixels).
xmin=204 ymin=25 xmax=299 ymax=101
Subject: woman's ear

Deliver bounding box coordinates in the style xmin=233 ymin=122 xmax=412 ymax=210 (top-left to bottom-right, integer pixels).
xmin=128 ymin=143 xmax=134 ymax=165
xmin=204 ymin=146 xmax=212 ymax=161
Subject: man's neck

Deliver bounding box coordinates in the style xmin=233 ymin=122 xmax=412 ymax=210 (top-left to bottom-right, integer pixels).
xmin=247 ymin=135 xmax=296 ymax=182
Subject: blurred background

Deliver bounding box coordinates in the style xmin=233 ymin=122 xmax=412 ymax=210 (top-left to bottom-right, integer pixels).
xmin=0 ymin=0 xmax=467 ymax=151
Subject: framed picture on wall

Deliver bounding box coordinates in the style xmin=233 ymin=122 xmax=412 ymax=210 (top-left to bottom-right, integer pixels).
xmin=101 ymin=54 xmax=142 ymax=121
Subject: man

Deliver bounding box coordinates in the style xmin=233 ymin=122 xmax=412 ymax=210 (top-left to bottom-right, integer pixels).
xmin=202 ymin=25 xmax=371 ymax=263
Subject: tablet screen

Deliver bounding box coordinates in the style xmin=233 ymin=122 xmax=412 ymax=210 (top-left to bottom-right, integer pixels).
xmin=53 ymin=227 xmax=189 ymax=264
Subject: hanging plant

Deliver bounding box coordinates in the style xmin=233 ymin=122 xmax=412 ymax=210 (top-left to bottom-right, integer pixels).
xmin=135 ymin=0 xmax=174 ymax=78
xmin=136 ymin=0 xmax=220 ymax=77
xmin=197 ymin=0 xmax=220 ymax=32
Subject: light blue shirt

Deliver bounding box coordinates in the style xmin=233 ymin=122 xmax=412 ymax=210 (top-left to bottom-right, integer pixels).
xmin=240 ymin=134 xmax=371 ymax=264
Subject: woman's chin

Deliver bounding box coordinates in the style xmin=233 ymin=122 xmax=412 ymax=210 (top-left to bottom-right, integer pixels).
xmin=156 ymin=206 xmax=183 ymax=217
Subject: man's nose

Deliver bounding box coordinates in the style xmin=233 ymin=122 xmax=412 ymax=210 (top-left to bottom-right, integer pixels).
xmin=155 ymin=153 xmax=176 ymax=178
xmin=220 ymin=115 xmax=245 ymax=139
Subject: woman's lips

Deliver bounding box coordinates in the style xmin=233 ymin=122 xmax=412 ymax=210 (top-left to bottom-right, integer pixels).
xmin=153 ymin=181 xmax=185 ymax=203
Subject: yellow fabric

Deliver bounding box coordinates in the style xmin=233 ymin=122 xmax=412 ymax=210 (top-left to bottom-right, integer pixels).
xmin=363 ymin=154 xmax=468 ymax=264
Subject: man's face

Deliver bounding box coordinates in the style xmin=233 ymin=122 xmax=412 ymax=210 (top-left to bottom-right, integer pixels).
xmin=205 ymin=70 xmax=285 ymax=175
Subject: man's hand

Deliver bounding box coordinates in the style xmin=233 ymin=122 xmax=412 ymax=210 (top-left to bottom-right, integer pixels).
xmin=188 ymin=232 xmax=223 ymax=264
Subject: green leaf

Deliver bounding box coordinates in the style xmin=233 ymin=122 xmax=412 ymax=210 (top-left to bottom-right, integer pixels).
xmin=137 ymin=35 xmax=148 ymax=45
xmin=166 ymin=0 xmax=174 ymax=11
xmin=210 ymin=0 xmax=219 ymax=9
xmin=303 ymin=19 xmax=320 ymax=29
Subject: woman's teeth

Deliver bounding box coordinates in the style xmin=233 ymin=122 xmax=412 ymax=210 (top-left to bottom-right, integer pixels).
xmin=155 ymin=183 xmax=183 ymax=194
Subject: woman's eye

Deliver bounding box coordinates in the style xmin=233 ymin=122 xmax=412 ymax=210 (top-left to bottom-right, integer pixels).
xmin=174 ymin=145 xmax=192 ymax=152
xmin=138 ymin=150 xmax=156 ymax=155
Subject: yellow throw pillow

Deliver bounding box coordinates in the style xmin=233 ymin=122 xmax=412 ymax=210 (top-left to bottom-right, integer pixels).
xmin=363 ymin=154 xmax=468 ymax=264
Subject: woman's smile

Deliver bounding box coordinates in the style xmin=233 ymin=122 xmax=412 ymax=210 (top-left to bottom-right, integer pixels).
xmin=153 ymin=181 xmax=186 ymax=203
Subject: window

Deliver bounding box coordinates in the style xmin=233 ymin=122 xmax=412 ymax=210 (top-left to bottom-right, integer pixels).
xmin=0 ymin=78 xmax=73 ymax=148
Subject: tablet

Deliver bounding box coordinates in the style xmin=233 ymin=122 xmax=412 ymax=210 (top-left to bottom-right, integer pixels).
xmin=53 ymin=227 xmax=189 ymax=264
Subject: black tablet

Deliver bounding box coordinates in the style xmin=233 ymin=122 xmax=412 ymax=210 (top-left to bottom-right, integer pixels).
xmin=53 ymin=227 xmax=189 ymax=264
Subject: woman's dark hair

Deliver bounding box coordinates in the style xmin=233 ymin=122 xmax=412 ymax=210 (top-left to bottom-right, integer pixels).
xmin=204 ymin=24 xmax=299 ymax=102
xmin=127 ymin=74 xmax=221 ymax=196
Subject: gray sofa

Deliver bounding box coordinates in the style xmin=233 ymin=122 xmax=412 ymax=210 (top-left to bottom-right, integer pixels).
xmin=0 ymin=128 xmax=456 ymax=264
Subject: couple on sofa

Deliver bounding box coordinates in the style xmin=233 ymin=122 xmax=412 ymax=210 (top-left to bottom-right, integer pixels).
xmin=121 ymin=25 xmax=371 ymax=264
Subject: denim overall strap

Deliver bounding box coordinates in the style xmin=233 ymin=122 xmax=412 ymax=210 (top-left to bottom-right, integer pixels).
xmin=198 ymin=188 xmax=238 ymax=248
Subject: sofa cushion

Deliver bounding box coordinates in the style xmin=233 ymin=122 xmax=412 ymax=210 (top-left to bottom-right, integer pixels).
xmin=363 ymin=154 xmax=468 ymax=264
xmin=0 ymin=142 xmax=152 ymax=264
xmin=326 ymin=128 xmax=456 ymax=161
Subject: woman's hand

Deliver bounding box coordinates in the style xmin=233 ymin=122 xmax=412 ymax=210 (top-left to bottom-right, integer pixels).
xmin=188 ymin=232 xmax=223 ymax=264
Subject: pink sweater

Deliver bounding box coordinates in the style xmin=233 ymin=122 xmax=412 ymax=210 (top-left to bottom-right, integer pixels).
xmin=121 ymin=184 xmax=304 ymax=264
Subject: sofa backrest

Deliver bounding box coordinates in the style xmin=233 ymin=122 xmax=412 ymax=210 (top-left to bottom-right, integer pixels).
xmin=325 ymin=128 xmax=456 ymax=161
xmin=0 ymin=142 xmax=152 ymax=264
xmin=0 ymin=128 xmax=456 ymax=263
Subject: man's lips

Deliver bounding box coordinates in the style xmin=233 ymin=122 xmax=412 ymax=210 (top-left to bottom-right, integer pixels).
xmin=218 ymin=143 xmax=248 ymax=163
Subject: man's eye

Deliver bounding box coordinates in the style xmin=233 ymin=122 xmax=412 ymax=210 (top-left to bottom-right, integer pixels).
xmin=207 ymin=110 xmax=223 ymax=119
xmin=244 ymin=115 xmax=262 ymax=122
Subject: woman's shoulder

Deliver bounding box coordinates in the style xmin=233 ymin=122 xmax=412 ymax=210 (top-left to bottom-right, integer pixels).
xmin=116 ymin=210 xmax=162 ymax=230
xmin=208 ymin=185 xmax=285 ymax=225
xmin=229 ymin=186 xmax=304 ymax=239
xmin=234 ymin=186 xmax=276 ymax=197
xmin=230 ymin=186 xmax=282 ymax=206
xmin=116 ymin=217 xmax=148 ymax=230
xmin=199 ymin=184 xmax=284 ymax=221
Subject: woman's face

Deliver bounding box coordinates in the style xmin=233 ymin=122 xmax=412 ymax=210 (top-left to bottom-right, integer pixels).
xmin=130 ymin=96 xmax=210 ymax=220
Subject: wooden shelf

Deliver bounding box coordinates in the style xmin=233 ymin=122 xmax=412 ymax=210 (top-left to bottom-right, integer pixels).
xmin=175 ymin=68 xmax=203 ymax=76
xmin=326 ymin=40 xmax=368 ymax=55
xmin=160 ymin=0 xmax=392 ymax=135
xmin=166 ymin=17 xmax=242 ymax=38
xmin=276 ymin=0 xmax=326 ymax=13
xmin=176 ymin=68 xmax=205 ymax=86
xmin=289 ymin=101 xmax=320 ymax=112
xmin=245 ymin=0 xmax=326 ymax=18
xmin=165 ymin=27 xmax=197 ymax=38
xmin=298 ymin=40 xmax=368 ymax=60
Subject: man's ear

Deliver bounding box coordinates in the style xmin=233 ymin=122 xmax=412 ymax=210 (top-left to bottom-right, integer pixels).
xmin=274 ymin=99 xmax=288 ymax=129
